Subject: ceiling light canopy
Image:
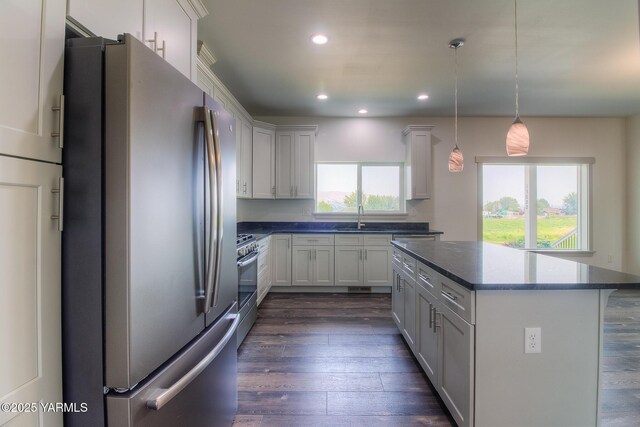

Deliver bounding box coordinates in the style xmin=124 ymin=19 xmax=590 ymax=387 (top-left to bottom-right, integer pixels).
xmin=316 ymin=93 xmax=328 ymax=100
xmin=310 ymin=34 xmax=328 ymax=45
xmin=448 ymin=38 xmax=465 ymax=173
xmin=506 ymin=0 xmax=529 ymax=156
xmin=417 ymin=94 xmax=429 ymax=101
xmin=358 ymin=109 xmax=368 ymax=114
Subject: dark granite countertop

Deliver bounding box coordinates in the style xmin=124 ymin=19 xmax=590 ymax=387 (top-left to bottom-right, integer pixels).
xmin=238 ymin=222 xmax=443 ymax=240
xmin=391 ymin=240 xmax=640 ymax=291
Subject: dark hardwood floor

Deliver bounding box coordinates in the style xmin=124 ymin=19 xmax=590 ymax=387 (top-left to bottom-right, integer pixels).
xmin=233 ymin=293 xmax=454 ymax=427
xmin=233 ymin=290 xmax=640 ymax=427
xmin=601 ymin=289 xmax=640 ymax=427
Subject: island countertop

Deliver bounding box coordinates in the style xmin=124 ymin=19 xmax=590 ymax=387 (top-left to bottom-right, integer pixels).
xmin=390 ymin=240 xmax=640 ymax=291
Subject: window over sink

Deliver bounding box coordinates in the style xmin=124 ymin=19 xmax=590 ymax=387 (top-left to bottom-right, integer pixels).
xmin=315 ymin=162 xmax=404 ymax=214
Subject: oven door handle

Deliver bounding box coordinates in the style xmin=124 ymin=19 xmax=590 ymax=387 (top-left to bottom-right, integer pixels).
xmin=237 ymin=252 xmax=259 ymax=267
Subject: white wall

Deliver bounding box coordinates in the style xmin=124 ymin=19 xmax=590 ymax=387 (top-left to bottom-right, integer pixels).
xmin=240 ymin=115 xmax=627 ymax=270
xmin=626 ymin=114 xmax=640 ymax=274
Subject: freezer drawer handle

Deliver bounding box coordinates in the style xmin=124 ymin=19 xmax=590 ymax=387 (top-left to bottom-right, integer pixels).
xmin=146 ymin=313 xmax=240 ymax=411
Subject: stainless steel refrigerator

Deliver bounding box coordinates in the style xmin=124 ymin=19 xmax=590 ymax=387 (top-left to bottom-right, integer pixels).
xmin=62 ymin=34 xmax=238 ymax=427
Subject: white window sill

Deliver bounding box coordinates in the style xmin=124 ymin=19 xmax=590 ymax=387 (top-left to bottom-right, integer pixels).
xmin=313 ymin=212 xmax=408 ymax=219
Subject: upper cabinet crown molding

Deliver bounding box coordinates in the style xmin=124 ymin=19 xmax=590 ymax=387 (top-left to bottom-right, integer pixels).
xmin=253 ymin=120 xmax=277 ymax=130
xmin=184 ymin=0 xmax=208 ymax=19
xmin=402 ymin=125 xmax=435 ymax=136
xmin=276 ymin=125 xmax=319 ymax=136
xmin=197 ymin=40 xmax=217 ymax=68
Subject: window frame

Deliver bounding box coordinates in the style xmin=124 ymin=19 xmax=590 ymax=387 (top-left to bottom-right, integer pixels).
xmin=314 ymin=161 xmax=406 ymax=215
xmin=475 ymin=156 xmax=594 ymax=254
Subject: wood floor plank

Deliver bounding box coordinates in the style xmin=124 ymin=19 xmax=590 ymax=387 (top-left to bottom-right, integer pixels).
xmin=259 ymin=307 xmax=391 ymax=318
xmin=327 ymin=391 xmax=442 ymax=416
xmin=379 ymin=372 xmax=434 ymax=392
xmin=258 ymin=415 xmax=454 ymax=427
xmin=238 ymin=357 xmax=421 ymax=374
xmin=237 ymin=344 xmax=284 ymax=358
xmin=251 ymin=323 xmax=375 ymax=335
xmin=231 ymin=414 xmax=263 ymax=427
xmin=244 ymin=333 xmax=329 ymax=345
xmin=282 ymin=343 xmax=412 ymax=358
xmin=238 ymin=372 xmax=384 ymax=392
xmin=329 ymin=333 xmax=404 ymax=346
xmin=238 ymin=391 xmax=327 ymax=415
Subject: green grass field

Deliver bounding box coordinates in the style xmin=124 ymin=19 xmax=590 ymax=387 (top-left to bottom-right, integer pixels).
xmin=483 ymin=216 xmax=577 ymax=248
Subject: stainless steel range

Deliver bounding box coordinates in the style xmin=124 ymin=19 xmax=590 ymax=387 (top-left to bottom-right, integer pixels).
xmin=236 ymin=234 xmax=258 ymax=347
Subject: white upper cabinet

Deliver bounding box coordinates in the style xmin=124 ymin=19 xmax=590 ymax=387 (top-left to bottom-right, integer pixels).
xmin=275 ymin=126 xmax=317 ymax=199
xmin=252 ymin=121 xmax=276 ymax=199
xmin=67 ymin=0 xmax=143 ymax=41
xmin=235 ymin=113 xmax=253 ymax=198
xmin=403 ymin=125 xmax=434 ymax=200
xmin=0 ymin=0 xmax=65 ymax=163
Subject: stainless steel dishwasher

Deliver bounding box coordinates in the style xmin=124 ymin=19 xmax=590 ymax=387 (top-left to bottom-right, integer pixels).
xmin=392 ymin=234 xmax=440 ymax=243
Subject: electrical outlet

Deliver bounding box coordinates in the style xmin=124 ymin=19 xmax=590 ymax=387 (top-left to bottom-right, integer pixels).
xmin=524 ymin=327 xmax=541 ymax=354
xmin=302 ymin=208 xmax=311 ymax=216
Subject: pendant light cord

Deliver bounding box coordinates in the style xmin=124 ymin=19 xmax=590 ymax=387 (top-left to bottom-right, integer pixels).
xmin=454 ymin=45 xmax=458 ymax=146
xmin=514 ymin=0 xmax=519 ymax=117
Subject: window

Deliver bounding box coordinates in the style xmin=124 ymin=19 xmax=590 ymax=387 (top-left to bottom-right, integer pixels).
xmin=316 ymin=163 xmax=404 ymax=214
xmin=477 ymin=157 xmax=593 ymax=251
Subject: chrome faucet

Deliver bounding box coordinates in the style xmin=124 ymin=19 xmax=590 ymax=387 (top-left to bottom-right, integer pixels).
xmin=357 ymin=204 xmax=365 ymax=229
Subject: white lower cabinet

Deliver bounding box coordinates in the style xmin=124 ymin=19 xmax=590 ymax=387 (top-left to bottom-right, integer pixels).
xmin=335 ymin=246 xmax=364 ymax=285
xmin=292 ymin=245 xmax=334 ymax=286
xmin=363 ymin=246 xmax=392 ymax=286
xmin=335 ymin=235 xmax=392 ymax=287
xmin=0 ymin=156 xmax=62 ymax=426
xmin=257 ymin=237 xmax=272 ymax=305
xmin=438 ymin=302 xmax=475 ymax=427
xmin=392 ymin=250 xmax=474 ymax=427
xmin=272 ymin=234 xmax=291 ymax=286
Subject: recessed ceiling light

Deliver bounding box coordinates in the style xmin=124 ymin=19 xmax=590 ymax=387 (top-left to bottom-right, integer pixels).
xmin=417 ymin=94 xmax=429 ymax=100
xmin=311 ymin=34 xmax=328 ymax=45
xmin=316 ymin=94 xmax=328 ymax=100
xmin=358 ymin=109 xmax=368 ymax=114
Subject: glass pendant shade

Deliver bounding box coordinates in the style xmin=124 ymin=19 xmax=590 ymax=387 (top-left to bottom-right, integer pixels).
xmin=506 ymin=115 xmax=529 ymax=156
xmin=448 ymin=144 xmax=464 ymax=172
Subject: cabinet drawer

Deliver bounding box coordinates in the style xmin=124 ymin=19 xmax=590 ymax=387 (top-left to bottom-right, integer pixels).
xmin=402 ymin=254 xmax=417 ymax=280
xmin=392 ymin=247 xmax=403 ymax=267
xmin=258 ymin=266 xmax=271 ymax=287
xmin=292 ymin=234 xmax=334 ymax=246
xmin=257 ymin=236 xmax=271 ymax=252
xmin=439 ymin=276 xmax=475 ymax=324
xmin=258 ymin=252 xmax=270 ymax=275
xmin=335 ymin=234 xmax=364 ymax=245
xmin=363 ymin=234 xmax=392 ymax=245
xmin=417 ymin=261 xmax=440 ymax=295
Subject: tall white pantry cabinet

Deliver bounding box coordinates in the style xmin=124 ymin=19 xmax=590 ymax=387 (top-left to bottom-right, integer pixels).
xmin=0 ymin=0 xmax=65 ymax=426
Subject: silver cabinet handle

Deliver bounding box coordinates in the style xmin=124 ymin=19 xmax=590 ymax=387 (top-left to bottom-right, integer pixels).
xmin=51 ymin=177 xmax=64 ymax=231
xmin=272 ymin=185 xmax=276 ymax=195
xmin=146 ymin=32 xmax=159 ymax=52
xmin=428 ymin=303 xmax=433 ymax=329
xmin=157 ymin=39 xmax=166 ymax=59
xmin=243 ymin=182 xmax=247 ymax=194
xmin=147 ymin=312 xmax=239 ymax=410
xmin=51 ymin=95 xmax=64 ymax=148
xmin=365 ymin=249 xmax=368 ymax=260
xmin=430 ymin=305 xmax=437 ymax=332
xmin=359 ymin=249 xmax=362 ymax=260
xmin=314 ymin=249 xmax=317 ymax=260
xmin=441 ymin=290 xmax=458 ymax=302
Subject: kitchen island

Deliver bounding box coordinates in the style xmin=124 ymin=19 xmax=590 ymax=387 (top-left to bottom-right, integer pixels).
xmin=390 ymin=240 xmax=640 ymax=427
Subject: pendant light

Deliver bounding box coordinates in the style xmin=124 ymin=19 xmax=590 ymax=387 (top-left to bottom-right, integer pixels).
xmin=506 ymin=0 xmax=529 ymax=156
xmin=448 ymin=38 xmax=464 ymax=172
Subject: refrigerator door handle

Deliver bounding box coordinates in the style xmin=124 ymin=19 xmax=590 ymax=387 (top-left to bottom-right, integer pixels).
xmin=210 ymin=110 xmax=224 ymax=309
xmin=146 ymin=313 xmax=240 ymax=411
xmin=202 ymin=107 xmax=218 ymax=312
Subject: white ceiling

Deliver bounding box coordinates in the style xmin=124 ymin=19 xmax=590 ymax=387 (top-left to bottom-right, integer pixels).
xmin=198 ymin=0 xmax=640 ymax=118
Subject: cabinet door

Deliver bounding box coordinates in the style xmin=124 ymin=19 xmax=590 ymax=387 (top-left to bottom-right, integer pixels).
xmin=438 ymin=304 xmax=475 ymax=427
xmin=363 ymin=246 xmax=392 ymax=286
xmin=0 ymin=0 xmax=65 ymax=163
xmin=407 ymin=130 xmax=431 ymax=200
xmin=272 ymin=235 xmax=291 ymax=286
xmin=391 ymin=268 xmax=404 ymax=330
xmin=416 ymin=285 xmax=438 ymax=384
xmin=0 ymin=156 xmax=62 ymax=426
xmin=275 ymin=131 xmax=294 ymax=198
xmin=291 ymin=246 xmax=314 ymax=285
xmin=240 ymin=118 xmax=253 ymax=197
xmin=402 ymin=275 xmax=417 ymax=349
xmin=252 ymin=126 xmax=275 ymax=199
xmin=143 ymin=0 xmax=193 ymax=79
xmin=313 ymin=246 xmax=334 ymax=286
xmin=335 ymin=246 xmax=364 ymax=286
xmin=293 ymin=131 xmax=315 ymax=198
xmin=67 ymin=0 xmax=143 ymax=40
